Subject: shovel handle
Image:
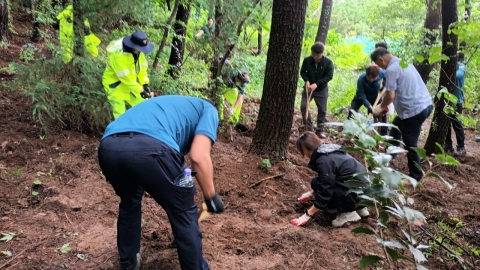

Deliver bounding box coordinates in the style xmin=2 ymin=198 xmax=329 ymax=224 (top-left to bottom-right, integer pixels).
xmin=305 ymin=82 xmax=313 ymax=120
xmin=367 ymin=86 xmax=387 ymax=120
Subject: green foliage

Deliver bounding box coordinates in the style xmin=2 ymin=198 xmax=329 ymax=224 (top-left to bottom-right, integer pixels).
xmin=0 ymin=232 xmax=16 ymax=242
xmin=19 ymin=47 xmax=35 ymax=62
xmin=262 ymin=158 xmax=272 ymax=168
xmin=326 ymin=110 xmax=459 ymax=269
xmin=10 ymin=51 xmax=112 ymax=134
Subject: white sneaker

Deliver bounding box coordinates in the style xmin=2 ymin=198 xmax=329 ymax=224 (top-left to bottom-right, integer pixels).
xmin=332 ymin=211 xmax=361 ymax=227
xmin=356 ymin=208 xmax=370 ymax=217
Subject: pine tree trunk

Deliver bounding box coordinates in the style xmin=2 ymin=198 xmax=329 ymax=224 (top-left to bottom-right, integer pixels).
xmin=152 ymin=0 xmax=180 ymax=69
xmin=315 ymin=0 xmax=332 ymax=44
xmin=424 ymin=0 xmax=458 ymax=155
xmin=72 ymin=0 xmax=85 ymax=58
xmin=249 ymin=0 xmax=307 ymax=159
xmin=414 ymin=0 xmax=441 ymax=84
xmin=167 ymin=1 xmax=191 ymax=79
xmin=0 ymin=0 xmax=9 ymax=43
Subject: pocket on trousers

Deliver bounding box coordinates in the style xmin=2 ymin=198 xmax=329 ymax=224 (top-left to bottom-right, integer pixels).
xmin=173 ymin=185 xmax=196 ymax=212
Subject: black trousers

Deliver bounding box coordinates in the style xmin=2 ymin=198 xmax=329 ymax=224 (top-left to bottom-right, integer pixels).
xmin=389 ymin=105 xmax=433 ymax=181
xmin=301 ymin=89 xmax=328 ymax=132
xmin=347 ymin=98 xmax=388 ymax=136
xmin=98 ymin=133 xmax=210 ymax=270
xmin=445 ymin=103 xmax=465 ymax=148
xmin=310 ymin=177 xmax=360 ymax=213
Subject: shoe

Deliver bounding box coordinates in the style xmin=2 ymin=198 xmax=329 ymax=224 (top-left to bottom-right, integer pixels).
xmin=356 ymin=208 xmax=370 ymax=217
xmin=297 ymin=191 xmax=313 ymax=202
xmin=332 ymin=211 xmax=361 ymax=227
xmin=454 ymin=146 xmax=466 ymax=156
xmin=443 ymin=144 xmax=454 ymax=152
xmin=316 ymin=132 xmax=327 ymax=139
xmin=120 ymin=253 xmax=140 ymax=270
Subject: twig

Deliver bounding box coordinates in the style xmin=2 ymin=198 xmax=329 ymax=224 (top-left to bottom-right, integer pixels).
xmin=249 ymin=174 xmax=285 ymax=188
xmin=264 ymin=186 xmax=288 ymax=197
xmin=300 ymin=249 xmax=314 ymax=270
xmin=420 ymin=226 xmax=474 ymax=269
xmin=0 ymin=249 xmax=26 ymax=269
xmin=64 ymin=212 xmax=72 ymax=224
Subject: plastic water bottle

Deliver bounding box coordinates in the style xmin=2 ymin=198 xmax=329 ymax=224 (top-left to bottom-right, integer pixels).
xmin=178 ymin=168 xmax=193 ymax=187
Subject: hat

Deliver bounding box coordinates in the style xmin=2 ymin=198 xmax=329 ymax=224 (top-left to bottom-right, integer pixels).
xmin=237 ymin=71 xmax=250 ymax=84
xmin=123 ymin=31 xmax=154 ymax=53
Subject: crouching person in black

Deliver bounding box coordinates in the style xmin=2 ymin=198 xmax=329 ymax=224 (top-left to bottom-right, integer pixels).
xmin=290 ymin=131 xmax=369 ymax=227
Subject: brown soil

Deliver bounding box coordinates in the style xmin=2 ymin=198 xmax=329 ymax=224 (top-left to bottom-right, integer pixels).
xmin=1 ymin=8 xmax=480 ymax=270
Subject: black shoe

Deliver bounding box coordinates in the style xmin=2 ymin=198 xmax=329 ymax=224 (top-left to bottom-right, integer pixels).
xmin=120 ymin=253 xmax=140 ymax=270
xmin=454 ymin=146 xmax=466 ymax=156
xmin=443 ymin=144 xmax=454 ymax=152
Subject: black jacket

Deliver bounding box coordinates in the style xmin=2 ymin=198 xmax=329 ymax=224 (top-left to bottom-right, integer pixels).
xmin=300 ymin=55 xmax=334 ymax=92
xmin=307 ymin=144 xmax=368 ymax=209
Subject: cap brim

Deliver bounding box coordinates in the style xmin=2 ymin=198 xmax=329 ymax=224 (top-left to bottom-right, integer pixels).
xmin=123 ymin=35 xmax=155 ymax=53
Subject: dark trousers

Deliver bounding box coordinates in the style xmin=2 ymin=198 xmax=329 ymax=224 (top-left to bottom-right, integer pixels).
xmin=311 ymin=177 xmax=360 ymax=213
xmin=301 ymin=89 xmax=328 ymax=132
xmin=98 ymin=133 xmax=210 ymax=270
xmin=445 ymin=103 xmax=465 ymax=148
xmin=347 ymin=98 xmax=388 ymax=136
xmin=389 ymin=105 xmax=433 ymax=181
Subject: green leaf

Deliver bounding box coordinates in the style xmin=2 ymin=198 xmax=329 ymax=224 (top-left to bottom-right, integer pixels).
xmin=342 ymin=146 xmax=363 ymax=153
xmin=399 ymin=59 xmax=408 ymax=69
xmin=352 ymin=226 xmax=376 ymax=235
xmin=77 ymin=253 xmax=88 ymax=261
xmin=343 ymin=119 xmax=362 ymax=135
xmin=359 ymin=133 xmax=376 ymax=148
xmin=409 ymin=245 xmax=427 ymax=263
xmin=357 ymin=200 xmax=375 ymax=208
xmin=0 ymin=232 xmax=15 ymax=242
xmin=445 ymin=156 xmax=460 ymax=165
xmin=425 ymin=172 xmax=453 ymax=189
xmin=359 ymin=255 xmax=383 ymax=269
xmin=1 ymin=251 xmax=12 ymax=257
xmin=379 ymin=210 xmax=389 ymax=224
xmin=386 ymin=146 xmax=408 ymax=154
xmin=416 ymin=264 xmax=428 ymax=270
xmin=434 ymin=154 xmax=446 ymax=163
xmin=386 ymin=247 xmax=414 ymax=262
xmin=33 ymin=179 xmax=42 ymax=185
xmin=411 ymin=147 xmax=427 ymax=160
xmin=59 ymin=243 xmax=72 ymax=254
xmin=373 ymin=153 xmax=392 ymax=166
xmin=381 ymin=167 xmax=401 ymax=189
xmin=414 ymin=54 xmax=425 ymax=63
xmin=381 ymin=241 xmax=407 ymax=249
xmin=32 ymin=191 xmax=39 ymax=196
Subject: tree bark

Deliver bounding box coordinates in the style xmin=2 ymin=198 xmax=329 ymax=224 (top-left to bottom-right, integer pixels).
xmin=315 ymin=0 xmax=332 ymax=44
xmin=72 ymin=0 xmax=85 ymax=58
xmin=424 ymin=0 xmax=458 ymax=155
xmin=152 ymin=0 xmax=180 ymax=69
xmin=0 ymin=0 xmax=9 ymax=43
xmin=249 ymin=0 xmax=307 ymax=159
xmin=167 ymin=0 xmax=191 ymax=79
xmin=414 ymin=0 xmax=441 ymax=84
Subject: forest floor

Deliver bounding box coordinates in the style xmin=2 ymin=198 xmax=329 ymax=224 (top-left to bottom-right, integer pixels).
xmin=1 ymin=7 xmax=480 ymax=270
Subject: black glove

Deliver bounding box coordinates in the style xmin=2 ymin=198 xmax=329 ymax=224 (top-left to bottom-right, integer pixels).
xmin=367 ymin=106 xmax=373 ymax=115
xmin=205 ymin=193 xmax=224 ymax=213
xmin=141 ymin=85 xmax=152 ymax=99
xmin=66 ymin=18 xmax=73 ymax=23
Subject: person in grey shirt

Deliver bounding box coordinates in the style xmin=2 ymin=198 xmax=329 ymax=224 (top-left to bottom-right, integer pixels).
xmin=371 ymin=48 xmax=433 ymax=181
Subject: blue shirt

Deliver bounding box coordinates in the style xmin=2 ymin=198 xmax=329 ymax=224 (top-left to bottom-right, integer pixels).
xmin=455 ymin=62 xmax=466 ymax=103
xmin=354 ymin=69 xmax=386 ymax=108
xmin=102 ymin=95 xmax=219 ymax=155
xmin=385 ymin=57 xmax=432 ymax=119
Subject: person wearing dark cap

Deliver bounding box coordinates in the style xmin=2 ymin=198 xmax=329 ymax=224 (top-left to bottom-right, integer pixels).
xmin=224 ymin=70 xmax=251 ymax=123
xmin=103 ymin=31 xmax=155 ymax=119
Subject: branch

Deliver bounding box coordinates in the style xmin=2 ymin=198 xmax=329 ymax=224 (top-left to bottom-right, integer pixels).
xmin=249 ymin=174 xmax=285 ymax=188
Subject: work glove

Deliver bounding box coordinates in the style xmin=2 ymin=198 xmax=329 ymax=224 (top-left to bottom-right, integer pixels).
xmin=290 ymin=213 xmax=311 ymax=227
xmin=205 ymin=193 xmax=224 ymax=213
xmin=141 ymin=85 xmax=152 ymax=99
xmin=66 ymin=18 xmax=73 ymax=23
xmin=373 ymin=104 xmax=388 ymax=117
xmin=229 ymin=108 xmax=235 ymax=115
xmin=367 ymin=106 xmax=373 ymax=115
xmin=297 ymin=191 xmax=313 ymax=202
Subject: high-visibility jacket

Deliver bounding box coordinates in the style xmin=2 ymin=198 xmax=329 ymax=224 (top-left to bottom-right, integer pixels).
xmin=57 ymin=5 xmax=101 ymax=63
xmin=102 ymin=38 xmax=149 ymax=100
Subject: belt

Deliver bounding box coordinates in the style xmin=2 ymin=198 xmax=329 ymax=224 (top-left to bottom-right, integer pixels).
xmin=113 ymin=132 xmax=143 ymax=137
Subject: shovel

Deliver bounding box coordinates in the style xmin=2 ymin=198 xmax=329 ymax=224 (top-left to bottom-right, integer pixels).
xmin=367 ymin=86 xmax=387 ymax=125
xmin=304 ymin=82 xmax=314 ymax=131
xmin=198 ymin=202 xmax=211 ymax=222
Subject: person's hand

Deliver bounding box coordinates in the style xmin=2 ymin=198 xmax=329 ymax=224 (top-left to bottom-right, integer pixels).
xmin=141 ymin=85 xmax=152 ymax=99
xmin=205 ymin=193 xmax=224 ymax=213
xmin=309 ymin=83 xmax=317 ymax=92
xmin=373 ymin=104 xmax=388 ymax=117
xmin=229 ymin=108 xmax=236 ymax=115
xmin=298 ymin=191 xmax=313 ymax=202
xmin=367 ymin=106 xmax=373 ymax=115
xmin=290 ymin=213 xmax=311 ymax=227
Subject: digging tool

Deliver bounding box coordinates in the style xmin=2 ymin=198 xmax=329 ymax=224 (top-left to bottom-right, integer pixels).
xmin=304 ymin=82 xmax=314 ymax=130
xmin=367 ymin=85 xmax=387 ymax=125
xmin=198 ymin=202 xmax=211 ymax=222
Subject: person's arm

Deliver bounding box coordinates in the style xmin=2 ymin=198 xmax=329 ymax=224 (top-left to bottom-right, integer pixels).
xmin=356 ymin=76 xmax=370 ymax=108
xmin=189 ymin=134 xmax=216 ymax=199
xmin=195 ymin=30 xmax=204 ymax=37
xmin=110 ymin=54 xmax=143 ymax=93
xmin=311 ymin=60 xmax=334 ymax=91
xmin=380 ymin=91 xmax=395 ymax=108
xmin=300 ymin=58 xmax=308 ymax=82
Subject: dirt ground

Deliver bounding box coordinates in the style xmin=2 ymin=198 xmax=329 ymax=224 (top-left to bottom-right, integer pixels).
xmin=1 ymin=8 xmax=480 ymax=270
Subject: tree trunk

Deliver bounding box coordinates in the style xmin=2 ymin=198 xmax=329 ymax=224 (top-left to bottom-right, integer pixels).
xmin=249 ymin=0 xmax=307 ymax=159
xmin=315 ymin=0 xmax=332 ymax=44
xmin=31 ymin=0 xmax=41 ymax=42
xmin=0 ymin=0 xmax=8 ymax=43
xmin=414 ymin=0 xmax=441 ymax=84
xmin=465 ymin=0 xmax=471 ymax=19
xmin=424 ymin=0 xmax=458 ymax=155
xmin=257 ymin=25 xmax=262 ymax=55
xmin=152 ymin=0 xmax=180 ymax=69
xmin=72 ymin=0 xmax=85 ymax=58
xmin=167 ymin=1 xmax=191 ymax=79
